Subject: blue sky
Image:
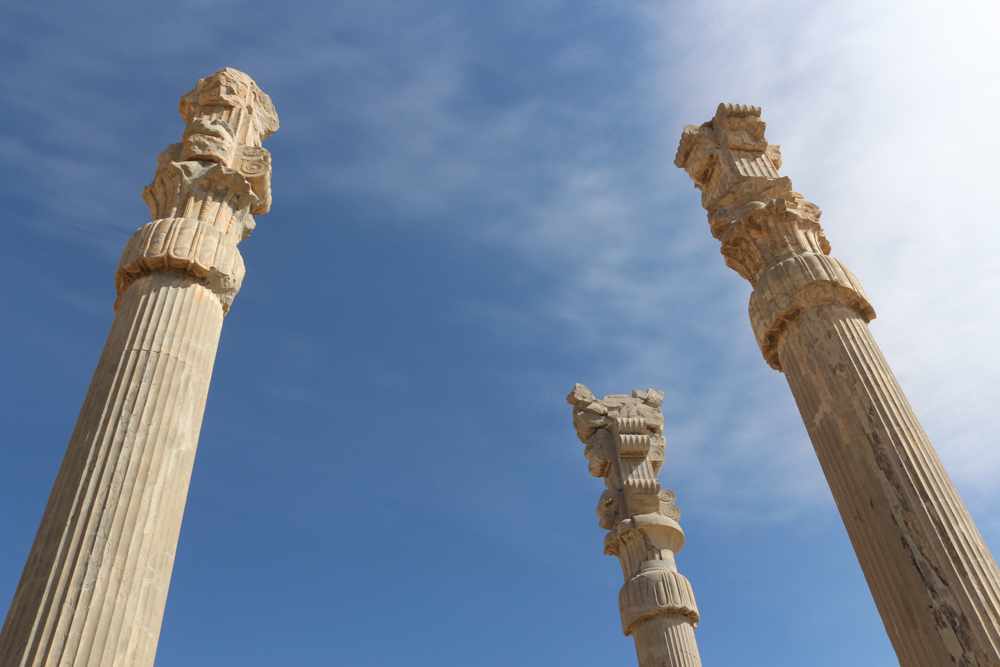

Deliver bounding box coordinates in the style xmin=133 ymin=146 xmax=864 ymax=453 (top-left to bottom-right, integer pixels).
xmin=2 ymin=0 xmax=999 ymax=664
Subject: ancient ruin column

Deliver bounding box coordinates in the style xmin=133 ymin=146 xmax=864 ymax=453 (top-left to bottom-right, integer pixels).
xmin=675 ymin=103 xmax=1000 ymax=666
xmin=568 ymin=385 xmax=702 ymax=667
xmin=0 ymin=68 xmax=278 ymax=667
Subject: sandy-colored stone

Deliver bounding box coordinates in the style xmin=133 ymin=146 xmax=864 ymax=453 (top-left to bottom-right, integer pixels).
xmin=0 ymin=68 xmax=277 ymax=667
xmin=569 ymin=386 xmax=702 ymax=667
xmin=676 ymin=103 xmax=1000 ymax=666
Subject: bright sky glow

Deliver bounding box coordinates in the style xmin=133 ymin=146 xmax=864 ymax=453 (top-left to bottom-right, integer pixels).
xmin=2 ymin=1 xmax=999 ymax=665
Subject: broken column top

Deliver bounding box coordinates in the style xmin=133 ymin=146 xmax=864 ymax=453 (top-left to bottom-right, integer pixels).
xmin=120 ymin=69 xmax=279 ymax=312
xmin=179 ymin=67 xmax=279 ymax=150
xmin=141 ymin=68 xmax=278 ymax=235
xmin=567 ymin=384 xmax=679 ymax=537
xmin=674 ymin=103 xmax=833 ymax=286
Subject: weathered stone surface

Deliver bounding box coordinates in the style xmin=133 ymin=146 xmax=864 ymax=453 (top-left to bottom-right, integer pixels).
xmin=133 ymin=67 xmax=278 ymax=311
xmin=0 ymin=68 xmax=277 ymax=667
xmin=566 ymin=383 xmax=596 ymax=406
xmin=572 ymin=385 xmax=702 ymax=667
xmin=676 ymin=103 xmax=1000 ymax=667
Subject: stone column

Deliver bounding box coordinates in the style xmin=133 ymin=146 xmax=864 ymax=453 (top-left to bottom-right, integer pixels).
xmin=568 ymin=385 xmax=702 ymax=667
xmin=675 ymin=103 xmax=1000 ymax=666
xmin=0 ymin=68 xmax=278 ymax=667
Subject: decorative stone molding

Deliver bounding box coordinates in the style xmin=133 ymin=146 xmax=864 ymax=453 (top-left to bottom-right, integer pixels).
xmin=675 ymin=104 xmax=1000 ymax=667
xmin=618 ymin=566 xmax=699 ymax=634
xmin=116 ymin=217 xmax=246 ymax=311
xmin=675 ymin=103 xmax=871 ymax=369
xmin=748 ymin=252 xmax=873 ymax=369
xmin=117 ymin=67 xmax=278 ymax=312
xmin=569 ymin=384 xmax=702 ymax=667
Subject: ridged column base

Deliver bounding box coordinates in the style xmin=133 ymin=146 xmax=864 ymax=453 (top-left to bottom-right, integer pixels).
xmin=778 ymin=303 xmax=1000 ymax=667
xmin=0 ymin=271 xmax=224 ymax=667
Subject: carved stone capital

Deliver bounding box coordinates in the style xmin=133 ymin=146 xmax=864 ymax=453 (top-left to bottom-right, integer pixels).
xmin=719 ymin=197 xmax=829 ymax=284
xmin=117 ymin=68 xmax=277 ymax=313
xmin=569 ymin=387 xmax=668 ymax=524
xmin=142 ymin=160 xmax=258 ymax=241
xmin=604 ymin=512 xmax=686 ymax=558
xmin=675 ymin=104 xmax=830 ymax=280
xmin=115 ymin=218 xmax=245 ymax=312
xmin=675 ymin=103 xmax=783 ymax=225
xmin=179 ymin=67 xmax=279 ymax=152
xmin=676 ymin=104 xmax=877 ymax=372
xmin=749 ymin=253 xmax=875 ymax=369
xmin=570 ymin=387 xmax=685 ymax=574
xmin=176 ymin=67 xmax=278 ymax=215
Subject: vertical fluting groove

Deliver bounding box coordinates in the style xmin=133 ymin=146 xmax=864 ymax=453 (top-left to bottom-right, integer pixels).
xmin=786 ymin=311 xmax=941 ymax=666
xmin=90 ymin=277 xmax=211 ymax=666
xmin=123 ymin=343 xmax=193 ymax=663
xmin=842 ymin=314 xmax=1000 ymax=655
xmin=852 ymin=309 xmax=1000 ymax=629
xmin=72 ymin=280 xmax=179 ymax=662
xmin=781 ymin=347 xmax=915 ymax=659
xmin=124 ymin=282 xmax=221 ymax=667
xmin=776 ymin=305 xmax=1000 ymax=666
xmin=111 ymin=277 xmax=221 ymax=667
xmin=100 ymin=286 xmax=193 ymax=664
xmin=784 ymin=318 xmax=912 ymax=660
xmin=50 ymin=286 xmax=161 ymax=665
xmin=820 ymin=312 xmax=938 ymax=665
xmin=104 ymin=281 xmax=181 ymax=666
xmin=56 ymin=277 xmax=155 ymax=665
xmin=25 ymin=282 xmax=160 ymax=666
xmin=0 ymin=273 xmax=224 ymax=667
xmin=835 ymin=311 xmax=1000 ymax=655
xmin=67 ymin=277 xmax=179 ymax=663
xmin=632 ymin=616 xmax=701 ymax=667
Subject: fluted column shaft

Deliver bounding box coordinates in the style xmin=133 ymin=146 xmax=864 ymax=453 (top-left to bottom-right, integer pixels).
xmin=632 ymin=615 xmax=702 ymax=667
xmin=779 ymin=304 xmax=1000 ymax=666
xmin=1 ymin=68 xmax=278 ymax=667
xmin=0 ymin=273 xmax=222 ymax=667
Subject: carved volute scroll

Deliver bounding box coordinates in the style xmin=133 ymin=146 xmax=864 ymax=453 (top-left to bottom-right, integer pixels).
xmin=569 ymin=384 xmax=701 ymax=666
xmin=675 ymin=104 xmax=874 ymax=369
xmin=116 ymin=68 xmax=279 ymax=312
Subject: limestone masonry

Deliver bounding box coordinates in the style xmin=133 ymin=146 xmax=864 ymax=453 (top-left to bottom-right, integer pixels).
xmin=676 ymin=103 xmax=1000 ymax=666
xmin=568 ymin=384 xmax=702 ymax=667
xmin=0 ymin=68 xmax=278 ymax=667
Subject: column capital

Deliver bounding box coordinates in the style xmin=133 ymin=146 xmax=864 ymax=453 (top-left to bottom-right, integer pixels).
xmin=568 ymin=385 xmax=700 ymax=637
xmin=117 ymin=69 xmax=279 ymax=311
xmin=675 ymin=104 xmax=873 ymax=369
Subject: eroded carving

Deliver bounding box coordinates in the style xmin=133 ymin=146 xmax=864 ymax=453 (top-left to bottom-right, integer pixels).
xmin=570 ymin=384 xmax=701 ymax=665
xmin=116 ymin=68 xmax=279 ymax=312
xmin=675 ymin=103 xmax=872 ymax=369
